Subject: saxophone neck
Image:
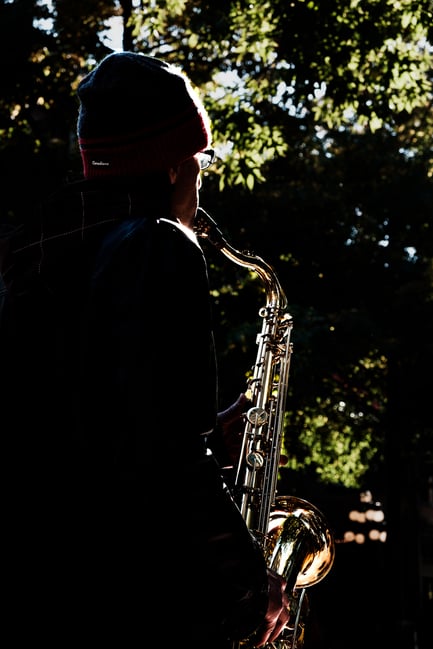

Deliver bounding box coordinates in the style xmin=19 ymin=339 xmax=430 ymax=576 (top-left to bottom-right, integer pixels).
xmin=194 ymin=207 xmax=288 ymax=311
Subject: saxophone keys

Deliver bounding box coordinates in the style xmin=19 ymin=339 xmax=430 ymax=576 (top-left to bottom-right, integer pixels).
xmin=246 ymin=450 xmax=265 ymax=469
xmin=246 ymin=406 xmax=268 ymax=426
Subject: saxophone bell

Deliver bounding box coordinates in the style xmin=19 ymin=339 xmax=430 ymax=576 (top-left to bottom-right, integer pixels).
xmin=266 ymin=496 xmax=335 ymax=591
xmin=254 ymin=496 xmax=335 ymax=649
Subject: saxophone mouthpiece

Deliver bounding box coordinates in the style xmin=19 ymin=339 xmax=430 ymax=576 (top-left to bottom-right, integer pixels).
xmin=194 ymin=207 xmax=227 ymax=248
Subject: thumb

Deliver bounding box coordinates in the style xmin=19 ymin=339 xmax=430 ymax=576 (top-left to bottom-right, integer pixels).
xmin=217 ymin=393 xmax=249 ymax=426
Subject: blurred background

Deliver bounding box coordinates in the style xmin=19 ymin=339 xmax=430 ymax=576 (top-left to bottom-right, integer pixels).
xmin=1 ymin=2 xmax=432 ymax=647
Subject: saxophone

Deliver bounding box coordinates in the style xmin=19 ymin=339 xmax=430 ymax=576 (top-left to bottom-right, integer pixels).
xmin=194 ymin=208 xmax=335 ymax=649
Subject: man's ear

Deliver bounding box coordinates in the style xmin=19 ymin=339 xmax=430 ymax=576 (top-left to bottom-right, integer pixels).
xmin=168 ymin=168 xmax=178 ymax=184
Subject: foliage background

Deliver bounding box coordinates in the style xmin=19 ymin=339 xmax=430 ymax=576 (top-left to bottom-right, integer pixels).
xmin=1 ymin=1 xmax=432 ymax=648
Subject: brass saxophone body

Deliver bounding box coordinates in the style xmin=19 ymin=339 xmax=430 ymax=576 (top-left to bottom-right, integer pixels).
xmin=194 ymin=208 xmax=335 ymax=649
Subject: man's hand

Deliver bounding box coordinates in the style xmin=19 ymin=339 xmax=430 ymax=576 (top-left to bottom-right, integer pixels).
xmin=217 ymin=393 xmax=289 ymax=468
xmin=254 ymin=569 xmax=291 ymax=647
xmin=217 ymin=393 xmax=249 ymax=466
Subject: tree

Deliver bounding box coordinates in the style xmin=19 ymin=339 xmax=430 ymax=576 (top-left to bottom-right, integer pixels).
xmin=1 ymin=0 xmax=432 ymax=487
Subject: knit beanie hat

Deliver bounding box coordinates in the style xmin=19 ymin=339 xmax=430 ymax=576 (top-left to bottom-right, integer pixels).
xmin=77 ymin=51 xmax=212 ymax=179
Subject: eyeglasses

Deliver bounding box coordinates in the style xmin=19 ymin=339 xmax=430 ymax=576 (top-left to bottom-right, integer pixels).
xmin=197 ymin=148 xmax=216 ymax=170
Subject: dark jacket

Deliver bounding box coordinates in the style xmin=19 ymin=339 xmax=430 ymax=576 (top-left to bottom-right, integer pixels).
xmin=1 ymin=179 xmax=268 ymax=648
